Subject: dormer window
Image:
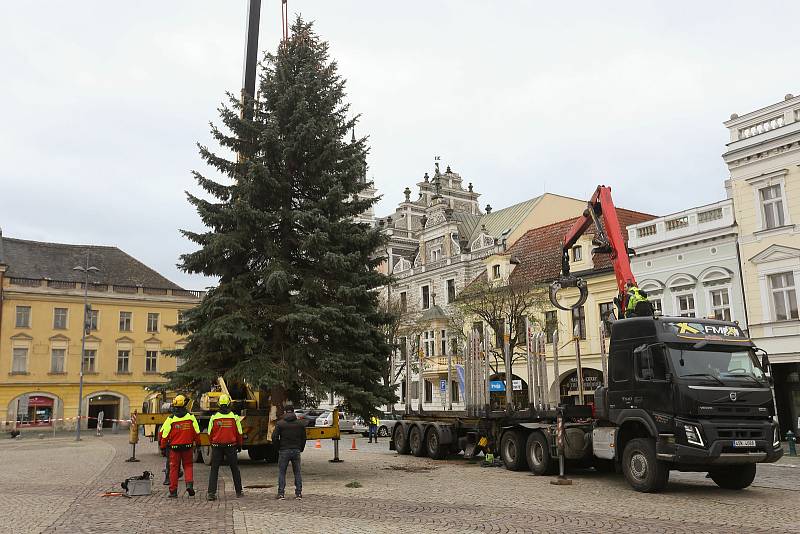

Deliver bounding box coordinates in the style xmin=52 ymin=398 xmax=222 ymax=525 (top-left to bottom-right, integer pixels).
xmin=572 ymin=245 xmax=583 ymax=262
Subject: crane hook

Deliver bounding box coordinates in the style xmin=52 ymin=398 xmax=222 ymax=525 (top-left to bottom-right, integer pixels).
xmin=549 ymin=275 xmax=589 ymax=311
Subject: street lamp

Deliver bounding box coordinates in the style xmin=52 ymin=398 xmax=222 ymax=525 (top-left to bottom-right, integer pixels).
xmin=73 ymin=256 xmax=99 ymax=441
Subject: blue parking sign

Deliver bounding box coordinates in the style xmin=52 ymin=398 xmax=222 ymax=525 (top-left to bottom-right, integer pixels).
xmin=440 ymin=379 xmax=447 ymax=392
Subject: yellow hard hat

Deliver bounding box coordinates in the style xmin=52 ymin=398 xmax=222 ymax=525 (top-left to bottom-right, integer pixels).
xmin=173 ymin=394 xmax=186 ymax=407
xmin=218 ymin=394 xmax=231 ymax=406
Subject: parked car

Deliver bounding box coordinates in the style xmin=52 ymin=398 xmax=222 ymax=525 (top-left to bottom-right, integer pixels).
xmin=354 ymin=412 xmax=402 ymax=438
xmin=295 ymin=408 xmax=324 ymax=427
xmin=315 ymin=410 xmax=357 ymax=432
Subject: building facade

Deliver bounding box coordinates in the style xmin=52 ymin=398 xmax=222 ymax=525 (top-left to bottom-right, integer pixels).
xmin=626 ymin=199 xmax=746 ymax=324
xmin=0 ymin=233 xmax=201 ymax=431
xmin=379 ymin=165 xmax=589 ymax=410
xmin=723 ymin=93 xmax=800 ymax=435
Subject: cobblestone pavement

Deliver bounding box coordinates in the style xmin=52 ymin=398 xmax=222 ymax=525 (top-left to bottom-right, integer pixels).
xmin=1 ymin=434 xmax=798 ymax=533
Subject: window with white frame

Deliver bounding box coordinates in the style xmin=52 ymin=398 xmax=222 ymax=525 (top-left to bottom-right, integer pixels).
xmin=440 ymin=329 xmax=446 ymax=356
xmin=117 ymin=350 xmax=130 ymax=373
xmin=119 ymin=311 xmax=132 ymax=332
xmin=446 ymin=279 xmax=456 ymax=303
xmin=53 ymin=308 xmax=68 ymax=329
xmin=12 ymin=348 xmax=28 ymax=373
xmin=572 ymin=245 xmax=583 ymax=262
xmin=16 ymin=306 xmax=31 ymax=328
xmin=492 ymin=265 xmax=501 ymax=279
xmin=51 ymin=348 xmax=66 ymax=373
xmin=760 ymin=184 xmax=785 ymax=230
xmin=87 ymin=309 xmax=99 ymax=331
xmin=709 ymin=288 xmax=732 ymax=321
xmin=82 ymin=349 xmax=96 ymax=373
xmin=421 ymin=285 xmax=430 ymax=309
xmin=423 ymin=330 xmax=435 ymax=358
xmin=650 ymin=298 xmax=663 ymax=316
xmin=145 ymin=350 xmax=158 ymax=372
xmin=147 ymin=313 xmax=159 ymax=333
xmin=431 ymin=248 xmax=442 ymax=262
xmin=769 ymin=272 xmax=799 ymax=321
xmin=676 ymin=294 xmax=696 ymax=317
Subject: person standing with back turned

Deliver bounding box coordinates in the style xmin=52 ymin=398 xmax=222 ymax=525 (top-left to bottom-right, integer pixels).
xmin=271 ymin=405 xmax=306 ymax=500
xmin=160 ymin=394 xmax=200 ymax=498
xmin=206 ymin=394 xmax=244 ymax=501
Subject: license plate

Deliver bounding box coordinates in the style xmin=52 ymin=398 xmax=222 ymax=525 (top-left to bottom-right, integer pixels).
xmin=733 ymin=440 xmax=756 ymax=447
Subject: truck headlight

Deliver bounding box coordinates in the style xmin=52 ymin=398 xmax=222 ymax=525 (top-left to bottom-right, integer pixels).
xmin=684 ymin=424 xmax=704 ymax=447
xmin=773 ymin=426 xmax=781 ymax=448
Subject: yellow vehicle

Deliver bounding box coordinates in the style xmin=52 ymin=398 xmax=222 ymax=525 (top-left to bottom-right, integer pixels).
xmin=128 ymin=377 xmax=342 ymax=464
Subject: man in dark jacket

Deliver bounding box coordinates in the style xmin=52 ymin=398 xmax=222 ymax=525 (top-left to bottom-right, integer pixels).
xmin=271 ymin=405 xmax=306 ymax=500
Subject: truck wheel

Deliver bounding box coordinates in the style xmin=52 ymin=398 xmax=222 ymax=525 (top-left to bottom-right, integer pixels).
xmin=708 ymin=464 xmax=756 ymax=490
xmin=526 ymin=432 xmax=555 ymax=475
xmin=201 ymin=445 xmax=213 ymax=466
xmin=393 ymin=425 xmax=411 ymax=455
xmin=248 ymin=446 xmax=266 ymax=461
xmin=409 ymin=426 xmax=426 ymax=457
xmin=500 ymin=430 xmax=528 ymax=471
xmin=425 ymin=427 xmax=447 ymax=460
xmin=622 ymin=438 xmax=669 ymax=493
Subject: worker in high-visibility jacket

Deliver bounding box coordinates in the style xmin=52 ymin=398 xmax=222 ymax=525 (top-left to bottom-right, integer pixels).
xmin=624 ymin=282 xmax=654 ymax=318
xmin=368 ymin=415 xmax=380 ymax=443
xmin=160 ymin=394 xmax=200 ymax=498
xmin=206 ymin=394 xmax=244 ymax=501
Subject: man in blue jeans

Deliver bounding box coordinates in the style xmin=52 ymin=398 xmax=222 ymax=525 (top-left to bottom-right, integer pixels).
xmin=271 ymin=405 xmax=307 ymax=499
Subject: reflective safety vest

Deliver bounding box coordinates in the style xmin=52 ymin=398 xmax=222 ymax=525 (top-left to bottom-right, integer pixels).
xmin=207 ymin=411 xmax=243 ymax=447
xmin=626 ymin=286 xmax=648 ymax=315
xmin=160 ymin=413 xmax=200 ymax=449
xmin=370 ymin=416 xmax=379 ymax=426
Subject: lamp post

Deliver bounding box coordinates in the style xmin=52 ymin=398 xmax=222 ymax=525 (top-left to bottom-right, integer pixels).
xmin=73 ymin=256 xmax=99 ymax=441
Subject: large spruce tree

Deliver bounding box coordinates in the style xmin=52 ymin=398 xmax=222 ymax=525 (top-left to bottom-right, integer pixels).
xmin=169 ymin=18 xmax=393 ymax=415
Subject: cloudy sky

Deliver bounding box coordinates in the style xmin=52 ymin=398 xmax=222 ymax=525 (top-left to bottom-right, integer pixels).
xmin=2 ymin=1 xmax=798 ymax=289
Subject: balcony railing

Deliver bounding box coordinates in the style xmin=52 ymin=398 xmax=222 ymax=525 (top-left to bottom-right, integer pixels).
xmin=738 ymin=115 xmax=785 ymax=140
xmin=697 ymin=207 xmax=723 ymax=223
xmin=665 ymin=216 xmax=689 ymax=231
xmin=636 ymin=224 xmax=656 ymax=238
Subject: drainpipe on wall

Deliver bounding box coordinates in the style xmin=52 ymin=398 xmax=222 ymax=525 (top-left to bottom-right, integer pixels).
xmin=734 ymin=238 xmax=751 ymax=333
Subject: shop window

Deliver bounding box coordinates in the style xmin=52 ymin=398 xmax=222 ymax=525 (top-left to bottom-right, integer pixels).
xmin=51 ymin=349 xmax=66 ymax=373
xmin=53 ymin=308 xmax=68 ymax=329
xmin=117 ymin=350 xmax=130 ymax=373
xmin=119 ymin=311 xmax=132 ymax=332
xmin=769 ymin=272 xmax=799 ymax=321
xmin=16 ymin=396 xmax=54 ymax=427
xmin=12 ymin=348 xmax=28 ymax=373
xmin=16 ymin=306 xmax=31 ymax=328
xmin=145 ymin=350 xmax=158 ymax=373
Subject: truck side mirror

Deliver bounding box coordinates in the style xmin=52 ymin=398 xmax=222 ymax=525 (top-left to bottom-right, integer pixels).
xmin=761 ymin=353 xmax=770 ymax=370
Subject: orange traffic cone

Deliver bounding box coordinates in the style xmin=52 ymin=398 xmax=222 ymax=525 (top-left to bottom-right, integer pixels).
xmin=350 ymin=438 xmax=358 ymax=451
xmin=314 ymin=439 xmax=322 ymax=449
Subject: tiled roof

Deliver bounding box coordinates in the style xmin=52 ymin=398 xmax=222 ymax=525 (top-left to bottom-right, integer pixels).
xmin=0 ymin=236 xmax=184 ymax=290
xmin=507 ymin=208 xmax=656 ymax=286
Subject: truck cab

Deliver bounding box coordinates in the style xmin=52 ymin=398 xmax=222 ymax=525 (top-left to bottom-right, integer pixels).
xmin=596 ymin=315 xmax=782 ymax=491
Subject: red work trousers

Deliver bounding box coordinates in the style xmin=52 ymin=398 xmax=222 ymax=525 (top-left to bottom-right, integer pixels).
xmin=169 ymin=448 xmax=194 ymax=492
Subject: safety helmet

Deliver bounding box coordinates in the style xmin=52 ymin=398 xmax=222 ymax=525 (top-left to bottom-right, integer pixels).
xmin=218 ymin=394 xmax=231 ymax=406
xmin=173 ymin=394 xmax=186 ymax=407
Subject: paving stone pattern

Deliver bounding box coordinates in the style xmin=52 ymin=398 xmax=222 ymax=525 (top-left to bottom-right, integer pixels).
xmin=1 ymin=434 xmax=798 ymax=533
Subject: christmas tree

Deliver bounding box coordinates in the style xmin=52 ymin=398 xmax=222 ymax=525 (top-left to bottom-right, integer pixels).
xmin=169 ymin=18 xmax=394 ymax=415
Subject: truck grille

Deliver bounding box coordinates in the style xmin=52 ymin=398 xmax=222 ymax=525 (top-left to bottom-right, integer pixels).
xmin=716 ymin=428 xmax=764 ymax=440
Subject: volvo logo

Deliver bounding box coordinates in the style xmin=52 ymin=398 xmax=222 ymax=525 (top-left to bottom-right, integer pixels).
xmin=729 ymin=391 xmax=738 ymax=402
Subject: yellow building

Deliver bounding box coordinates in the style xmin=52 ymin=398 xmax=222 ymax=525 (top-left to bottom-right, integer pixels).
xmin=723 ymin=93 xmax=800 ymax=435
xmin=0 ymin=233 xmax=201 ymax=432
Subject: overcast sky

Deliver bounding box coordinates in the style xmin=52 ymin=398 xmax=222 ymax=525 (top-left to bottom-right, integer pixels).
xmin=2 ymin=1 xmax=798 ymax=289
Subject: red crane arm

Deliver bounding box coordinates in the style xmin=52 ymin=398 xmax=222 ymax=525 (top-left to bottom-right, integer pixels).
xmin=554 ymin=185 xmax=637 ymax=314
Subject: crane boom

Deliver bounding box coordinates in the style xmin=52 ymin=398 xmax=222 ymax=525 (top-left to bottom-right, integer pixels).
xmin=549 ymin=185 xmax=636 ymax=315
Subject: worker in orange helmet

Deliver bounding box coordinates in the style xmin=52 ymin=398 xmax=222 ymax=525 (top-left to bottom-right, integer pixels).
xmin=160 ymin=394 xmax=200 ymax=498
